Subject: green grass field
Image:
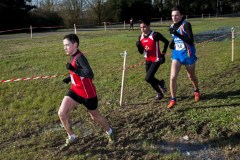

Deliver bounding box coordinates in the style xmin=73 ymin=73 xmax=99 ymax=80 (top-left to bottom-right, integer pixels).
xmin=0 ymin=17 xmax=240 ymax=159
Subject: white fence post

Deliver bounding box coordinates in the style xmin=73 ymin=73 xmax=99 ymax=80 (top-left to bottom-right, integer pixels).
xmin=104 ymin=22 xmax=106 ymax=32
xmin=74 ymin=24 xmax=77 ymax=34
xmin=124 ymin=20 xmax=125 ymax=29
xmin=120 ymin=50 xmax=127 ymax=106
xmin=231 ymin=27 xmax=235 ymax=62
xmin=30 ymin=25 xmax=32 ymax=39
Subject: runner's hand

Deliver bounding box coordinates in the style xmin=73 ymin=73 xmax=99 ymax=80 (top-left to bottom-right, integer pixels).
xmin=169 ymin=41 xmax=175 ymax=49
xmin=136 ymin=41 xmax=144 ymax=54
xmin=169 ymin=28 xmax=177 ymax=34
xmin=159 ymin=55 xmax=165 ymax=64
xmin=62 ymin=76 xmax=71 ymax=84
xmin=66 ymin=63 xmax=75 ymax=71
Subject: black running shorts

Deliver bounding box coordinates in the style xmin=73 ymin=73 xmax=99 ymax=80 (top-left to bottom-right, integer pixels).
xmin=66 ymin=89 xmax=98 ymax=110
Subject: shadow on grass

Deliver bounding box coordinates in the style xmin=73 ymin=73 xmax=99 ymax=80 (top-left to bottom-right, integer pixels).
xmin=175 ymin=89 xmax=240 ymax=112
xmin=127 ymin=89 xmax=240 ymax=110
xmin=62 ymin=132 xmax=240 ymax=159
xmin=203 ymin=132 xmax=240 ymax=147
xmin=201 ymin=89 xmax=240 ymax=101
xmin=179 ymin=89 xmax=240 ymax=102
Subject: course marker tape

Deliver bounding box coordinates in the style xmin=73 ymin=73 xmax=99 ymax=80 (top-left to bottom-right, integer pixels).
xmin=0 ymin=74 xmax=68 ymax=83
xmin=1 ymin=32 xmax=238 ymax=83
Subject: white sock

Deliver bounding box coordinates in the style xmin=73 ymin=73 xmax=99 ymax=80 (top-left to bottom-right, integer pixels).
xmin=106 ymin=128 xmax=112 ymax=135
xmin=69 ymin=134 xmax=76 ymax=140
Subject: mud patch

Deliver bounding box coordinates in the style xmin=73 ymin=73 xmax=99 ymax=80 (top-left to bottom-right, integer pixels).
xmin=159 ymin=140 xmax=225 ymax=159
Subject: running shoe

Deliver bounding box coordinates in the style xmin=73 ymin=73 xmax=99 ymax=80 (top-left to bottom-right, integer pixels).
xmin=159 ymin=80 xmax=167 ymax=93
xmin=107 ymin=128 xmax=116 ymax=144
xmin=194 ymin=91 xmax=200 ymax=102
xmin=155 ymin=93 xmax=164 ymax=100
xmin=60 ymin=136 xmax=79 ymax=151
xmin=167 ymin=100 xmax=176 ymax=109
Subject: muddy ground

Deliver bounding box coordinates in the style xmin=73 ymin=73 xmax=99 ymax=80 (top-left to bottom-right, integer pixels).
xmin=51 ymin=102 xmax=240 ymax=159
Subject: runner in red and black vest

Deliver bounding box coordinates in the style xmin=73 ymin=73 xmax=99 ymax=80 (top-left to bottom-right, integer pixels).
xmin=136 ymin=18 xmax=169 ymax=100
xmin=58 ymin=34 xmax=115 ymax=151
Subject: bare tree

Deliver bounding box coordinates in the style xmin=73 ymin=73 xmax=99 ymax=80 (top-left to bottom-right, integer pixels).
xmin=58 ymin=0 xmax=87 ymax=26
xmin=37 ymin=0 xmax=61 ymax=11
xmin=86 ymin=0 xmax=105 ymax=25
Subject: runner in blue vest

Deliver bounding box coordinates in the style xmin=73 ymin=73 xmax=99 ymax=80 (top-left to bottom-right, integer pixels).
xmin=167 ymin=6 xmax=200 ymax=109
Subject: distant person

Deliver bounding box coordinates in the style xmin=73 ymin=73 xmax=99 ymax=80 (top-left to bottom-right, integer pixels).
xmin=129 ymin=18 xmax=134 ymax=30
xmin=58 ymin=34 xmax=115 ymax=151
xmin=136 ymin=18 xmax=169 ymax=100
xmin=167 ymin=6 xmax=200 ymax=109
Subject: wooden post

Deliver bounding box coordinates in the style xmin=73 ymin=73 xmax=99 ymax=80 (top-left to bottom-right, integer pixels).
xmin=160 ymin=17 xmax=162 ymax=24
xmin=74 ymin=24 xmax=77 ymax=34
xmin=30 ymin=25 xmax=32 ymax=39
xmin=104 ymin=22 xmax=106 ymax=32
xmin=120 ymin=50 xmax=127 ymax=106
xmin=124 ymin=21 xmax=125 ymax=29
xmin=202 ymin=14 xmax=203 ymax=19
xmin=209 ymin=13 xmax=210 ymax=18
xmin=231 ymin=27 xmax=235 ymax=62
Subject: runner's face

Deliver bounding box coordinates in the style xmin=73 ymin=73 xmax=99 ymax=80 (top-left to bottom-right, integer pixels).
xmin=140 ymin=23 xmax=150 ymax=35
xmin=63 ymin=39 xmax=77 ymax=55
xmin=172 ymin=10 xmax=183 ymax=24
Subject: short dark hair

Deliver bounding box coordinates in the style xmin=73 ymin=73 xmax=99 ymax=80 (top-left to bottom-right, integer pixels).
xmin=64 ymin=34 xmax=79 ymax=47
xmin=139 ymin=18 xmax=151 ymax=26
xmin=171 ymin=5 xmax=185 ymax=15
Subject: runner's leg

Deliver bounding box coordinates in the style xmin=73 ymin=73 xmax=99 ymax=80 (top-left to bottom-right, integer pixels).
xmin=58 ymin=96 xmax=78 ymax=136
xmin=170 ymin=60 xmax=181 ymax=99
xmin=88 ymin=109 xmax=111 ymax=132
xmin=185 ymin=63 xmax=199 ymax=90
xmin=145 ymin=61 xmax=162 ymax=93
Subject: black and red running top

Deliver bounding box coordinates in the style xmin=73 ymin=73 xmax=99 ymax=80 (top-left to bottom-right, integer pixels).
xmin=139 ymin=31 xmax=169 ymax=62
xmin=69 ymin=50 xmax=97 ymax=98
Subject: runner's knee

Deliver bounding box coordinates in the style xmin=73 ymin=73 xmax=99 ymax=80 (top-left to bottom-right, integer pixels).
xmin=145 ymin=76 xmax=152 ymax=83
xmin=91 ymin=113 xmax=101 ymax=122
xmin=188 ymin=74 xmax=196 ymax=81
xmin=58 ymin=109 xmax=67 ymax=119
xmin=170 ymin=75 xmax=177 ymax=82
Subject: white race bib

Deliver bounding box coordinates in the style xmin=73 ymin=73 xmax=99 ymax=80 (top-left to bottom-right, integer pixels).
xmin=70 ymin=74 xmax=76 ymax=85
xmin=175 ymin=42 xmax=186 ymax=51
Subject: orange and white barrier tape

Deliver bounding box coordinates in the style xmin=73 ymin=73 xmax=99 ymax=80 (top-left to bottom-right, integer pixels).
xmin=1 ymin=32 xmax=238 ymax=83
xmin=0 ymin=74 xmax=67 ymax=83
xmin=126 ymin=60 xmax=145 ymax=70
xmin=196 ymin=33 xmax=231 ymax=45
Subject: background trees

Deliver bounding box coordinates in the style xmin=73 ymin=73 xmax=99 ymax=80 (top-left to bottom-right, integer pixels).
xmin=0 ymin=0 xmax=239 ymax=30
xmin=0 ymin=0 xmax=35 ymax=30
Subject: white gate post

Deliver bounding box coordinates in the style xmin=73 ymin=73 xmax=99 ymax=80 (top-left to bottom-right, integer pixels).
xmin=74 ymin=24 xmax=77 ymax=34
xmin=231 ymin=27 xmax=235 ymax=62
xmin=120 ymin=51 xmax=127 ymax=106
xmin=30 ymin=25 xmax=32 ymax=39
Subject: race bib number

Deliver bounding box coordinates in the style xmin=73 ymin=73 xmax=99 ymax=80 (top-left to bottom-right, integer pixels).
xmin=175 ymin=42 xmax=186 ymax=51
xmin=70 ymin=75 xmax=76 ymax=85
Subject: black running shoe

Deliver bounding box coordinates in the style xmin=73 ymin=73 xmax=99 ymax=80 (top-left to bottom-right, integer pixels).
xmin=159 ymin=80 xmax=167 ymax=93
xmin=155 ymin=93 xmax=164 ymax=100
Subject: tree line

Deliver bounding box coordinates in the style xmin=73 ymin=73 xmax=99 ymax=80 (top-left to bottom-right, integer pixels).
xmin=0 ymin=0 xmax=239 ymax=31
